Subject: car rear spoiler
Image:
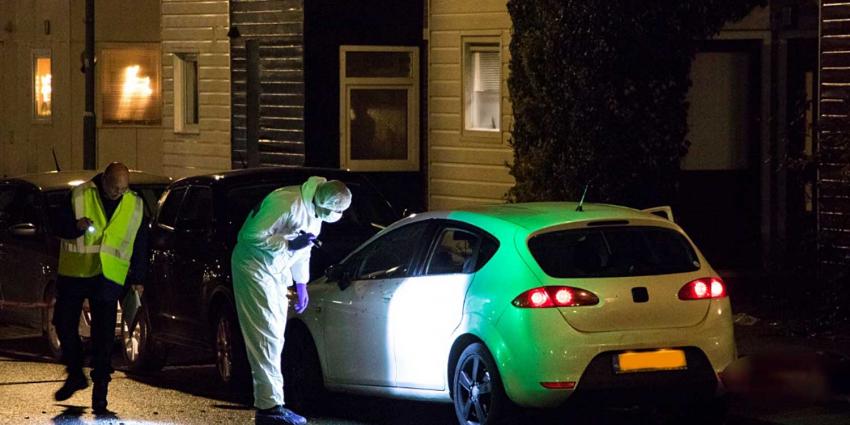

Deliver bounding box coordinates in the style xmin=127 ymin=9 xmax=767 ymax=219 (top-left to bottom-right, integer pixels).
xmin=642 ymin=206 xmax=674 ymax=221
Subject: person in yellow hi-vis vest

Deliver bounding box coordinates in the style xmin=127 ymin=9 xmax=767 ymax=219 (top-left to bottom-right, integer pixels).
xmin=51 ymin=162 xmax=149 ymax=414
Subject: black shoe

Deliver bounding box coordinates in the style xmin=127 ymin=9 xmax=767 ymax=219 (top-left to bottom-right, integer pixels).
xmin=54 ymin=373 xmax=88 ymax=401
xmin=255 ymin=405 xmax=307 ymax=425
xmin=91 ymin=381 xmax=109 ymax=414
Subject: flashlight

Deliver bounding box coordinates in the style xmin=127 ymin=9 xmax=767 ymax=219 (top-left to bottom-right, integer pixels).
xmin=87 ymin=225 xmax=96 ymax=234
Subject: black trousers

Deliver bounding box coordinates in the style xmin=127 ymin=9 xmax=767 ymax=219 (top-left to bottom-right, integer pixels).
xmin=53 ymin=275 xmax=124 ymax=383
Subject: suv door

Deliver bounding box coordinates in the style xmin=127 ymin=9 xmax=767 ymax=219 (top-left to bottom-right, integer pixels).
xmin=168 ymin=185 xmax=215 ymax=341
xmin=147 ymin=186 xmax=187 ymax=335
xmin=320 ymin=221 xmax=430 ymax=386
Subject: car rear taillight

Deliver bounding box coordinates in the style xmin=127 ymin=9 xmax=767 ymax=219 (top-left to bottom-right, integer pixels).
xmin=512 ymin=286 xmax=599 ymax=308
xmin=678 ymin=277 xmax=726 ymax=300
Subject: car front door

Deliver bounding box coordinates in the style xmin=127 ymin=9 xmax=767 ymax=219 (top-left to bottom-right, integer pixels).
xmin=321 ymin=221 xmax=430 ymax=387
xmin=0 ymin=184 xmax=52 ymax=326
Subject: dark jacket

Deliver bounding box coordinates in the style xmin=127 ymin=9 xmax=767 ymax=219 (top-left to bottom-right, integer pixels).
xmin=52 ymin=173 xmax=150 ymax=286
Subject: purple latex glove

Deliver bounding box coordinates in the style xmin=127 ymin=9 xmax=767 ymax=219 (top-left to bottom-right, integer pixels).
xmin=294 ymin=283 xmax=309 ymax=314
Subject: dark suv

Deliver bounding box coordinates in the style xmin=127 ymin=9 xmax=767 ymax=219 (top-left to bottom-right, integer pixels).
xmin=0 ymin=170 xmax=170 ymax=357
xmin=122 ymin=167 xmax=401 ymax=384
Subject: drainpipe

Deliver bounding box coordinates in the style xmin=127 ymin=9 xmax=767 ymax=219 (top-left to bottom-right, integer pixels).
xmin=83 ymin=0 xmax=96 ymax=170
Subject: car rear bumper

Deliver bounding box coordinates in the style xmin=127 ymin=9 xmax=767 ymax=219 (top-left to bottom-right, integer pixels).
xmin=490 ymin=300 xmax=735 ymax=408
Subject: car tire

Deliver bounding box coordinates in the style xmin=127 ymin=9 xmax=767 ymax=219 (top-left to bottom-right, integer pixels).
xmin=121 ymin=304 xmax=167 ymax=373
xmin=42 ymin=283 xmax=62 ymax=360
xmin=453 ymin=342 xmax=514 ymax=425
xmin=213 ymin=305 xmax=251 ymax=390
xmin=282 ymin=322 xmax=325 ymax=413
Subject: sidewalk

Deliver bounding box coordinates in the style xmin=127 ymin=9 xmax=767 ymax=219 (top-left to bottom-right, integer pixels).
xmin=722 ymin=270 xmax=850 ymax=425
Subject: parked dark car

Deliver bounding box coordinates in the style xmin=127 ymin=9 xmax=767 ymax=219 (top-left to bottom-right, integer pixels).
xmin=122 ymin=167 xmax=401 ymax=385
xmin=0 ymin=170 xmax=171 ymax=357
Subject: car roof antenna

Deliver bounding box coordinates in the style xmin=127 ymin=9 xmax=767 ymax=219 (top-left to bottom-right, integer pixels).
xmin=576 ymin=183 xmax=590 ymax=212
xmin=52 ymin=147 xmax=62 ymax=172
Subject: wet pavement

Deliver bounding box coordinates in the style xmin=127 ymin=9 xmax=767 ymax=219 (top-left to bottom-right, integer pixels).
xmin=0 ymin=321 xmax=848 ymax=425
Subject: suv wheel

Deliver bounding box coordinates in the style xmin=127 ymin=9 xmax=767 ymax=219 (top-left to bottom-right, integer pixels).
xmin=214 ymin=306 xmax=250 ymax=389
xmin=121 ymin=304 xmax=166 ymax=373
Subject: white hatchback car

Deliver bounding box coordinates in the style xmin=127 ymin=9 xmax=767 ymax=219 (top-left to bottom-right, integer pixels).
xmin=283 ymin=202 xmax=736 ymax=424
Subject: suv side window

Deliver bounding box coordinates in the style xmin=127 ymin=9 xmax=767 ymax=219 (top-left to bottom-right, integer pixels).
xmin=0 ymin=186 xmax=18 ymax=229
xmin=176 ymin=186 xmax=213 ymax=230
xmin=157 ymin=187 xmax=187 ymax=230
xmin=324 ymin=182 xmax=396 ymax=230
xmin=346 ymin=222 xmax=429 ymax=280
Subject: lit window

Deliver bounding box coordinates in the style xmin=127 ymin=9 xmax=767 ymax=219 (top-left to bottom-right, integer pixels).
xmin=173 ymin=53 xmax=199 ymax=133
xmin=33 ymin=51 xmax=52 ymax=120
xmin=463 ymin=41 xmax=501 ymax=132
xmin=340 ymin=46 xmax=419 ymax=171
xmin=101 ymin=47 xmax=161 ymax=125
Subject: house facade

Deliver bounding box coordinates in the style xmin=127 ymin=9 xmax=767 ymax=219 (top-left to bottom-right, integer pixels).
xmin=1 ymin=1 xmax=822 ymax=269
xmin=425 ymin=1 xmax=819 ymax=269
xmin=0 ymin=0 xmax=162 ymax=176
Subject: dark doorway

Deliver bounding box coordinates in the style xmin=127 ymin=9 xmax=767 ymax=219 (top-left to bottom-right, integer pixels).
xmin=676 ymin=40 xmax=762 ymax=269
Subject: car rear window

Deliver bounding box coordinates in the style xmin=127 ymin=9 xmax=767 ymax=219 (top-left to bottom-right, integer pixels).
xmin=528 ymin=226 xmax=700 ymax=278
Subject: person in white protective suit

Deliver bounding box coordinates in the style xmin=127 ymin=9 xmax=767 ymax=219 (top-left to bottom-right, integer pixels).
xmin=231 ymin=176 xmax=352 ymax=425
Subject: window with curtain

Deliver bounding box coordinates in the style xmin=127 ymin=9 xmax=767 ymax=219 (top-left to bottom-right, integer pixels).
xmin=100 ymin=46 xmax=161 ymax=125
xmin=463 ymin=42 xmax=501 ymax=132
xmin=33 ymin=50 xmax=52 ymax=120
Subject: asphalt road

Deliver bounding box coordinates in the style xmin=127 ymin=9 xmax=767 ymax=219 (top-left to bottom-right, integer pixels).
xmin=0 ymin=323 xmax=848 ymax=425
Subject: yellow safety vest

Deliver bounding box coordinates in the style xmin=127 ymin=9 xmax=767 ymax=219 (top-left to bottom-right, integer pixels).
xmin=57 ymin=181 xmax=144 ymax=286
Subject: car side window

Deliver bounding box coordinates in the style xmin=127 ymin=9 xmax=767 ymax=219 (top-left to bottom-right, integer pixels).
xmin=176 ymin=186 xmax=213 ymax=230
xmin=10 ymin=188 xmax=43 ymax=227
xmin=157 ymin=187 xmax=187 ymax=230
xmin=349 ymin=222 xmax=429 ymax=280
xmin=424 ymin=228 xmax=480 ymax=275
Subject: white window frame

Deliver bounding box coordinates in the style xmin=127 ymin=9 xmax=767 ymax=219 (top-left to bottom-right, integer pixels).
xmin=339 ymin=45 xmax=419 ymax=172
xmin=32 ymin=49 xmax=53 ymax=123
xmin=173 ymin=52 xmax=200 ymax=134
xmin=461 ymin=36 xmax=502 ymax=140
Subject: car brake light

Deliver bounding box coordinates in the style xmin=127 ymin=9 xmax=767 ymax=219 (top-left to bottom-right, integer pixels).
xmin=678 ymin=278 xmax=726 ymax=300
xmin=512 ymin=286 xmax=599 ymax=308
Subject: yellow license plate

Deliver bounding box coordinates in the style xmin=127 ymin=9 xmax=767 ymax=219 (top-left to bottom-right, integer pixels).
xmin=616 ymin=349 xmax=687 ymax=373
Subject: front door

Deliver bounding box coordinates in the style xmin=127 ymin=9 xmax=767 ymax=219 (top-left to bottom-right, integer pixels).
xmin=678 ymin=41 xmax=762 ymax=268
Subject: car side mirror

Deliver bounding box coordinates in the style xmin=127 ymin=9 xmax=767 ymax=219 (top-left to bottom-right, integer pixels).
xmin=325 ymin=264 xmax=352 ymax=291
xmin=9 ymin=222 xmax=37 ymax=237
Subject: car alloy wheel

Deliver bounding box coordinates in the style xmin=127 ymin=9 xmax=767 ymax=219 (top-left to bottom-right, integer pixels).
xmin=122 ymin=317 xmax=142 ymax=364
xmin=216 ymin=315 xmax=234 ymax=383
xmin=453 ymin=343 xmax=508 ymax=425
xmin=120 ymin=305 xmax=166 ymax=373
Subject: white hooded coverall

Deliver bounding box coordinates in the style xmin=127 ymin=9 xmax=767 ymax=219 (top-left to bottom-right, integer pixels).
xmin=231 ymin=176 xmax=325 ymax=410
